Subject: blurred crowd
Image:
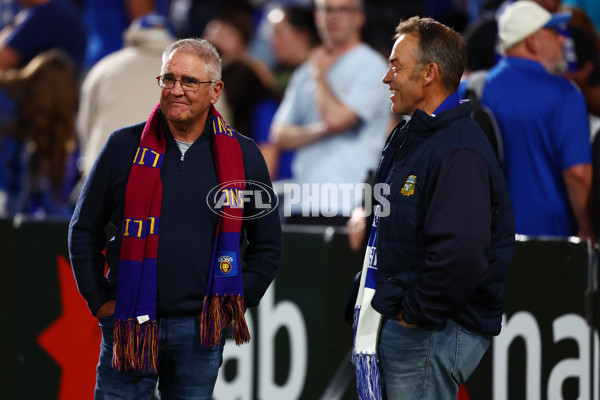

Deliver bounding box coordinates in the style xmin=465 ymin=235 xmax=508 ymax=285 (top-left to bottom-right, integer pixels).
xmin=0 ymin=0 xmax=599 ymax=243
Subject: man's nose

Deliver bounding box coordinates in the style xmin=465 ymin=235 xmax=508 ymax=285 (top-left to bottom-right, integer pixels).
xmin=171 ymin=80 xmax=185 ymax=94
xmin=382 ymin=68 xmax=392 ymax=84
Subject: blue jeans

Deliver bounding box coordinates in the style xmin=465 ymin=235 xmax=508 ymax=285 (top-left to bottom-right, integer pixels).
xmin=95 ymin=315 xmax=224 ymax=400
xmin=378 ymin=318 xmax=490 ymax=399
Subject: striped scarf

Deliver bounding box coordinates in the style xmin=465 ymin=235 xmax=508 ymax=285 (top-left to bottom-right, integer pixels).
xmin=352 ymin=202 xmax=384 ymax=399
xmin=112 ymin=103 xmax=249 ymax=374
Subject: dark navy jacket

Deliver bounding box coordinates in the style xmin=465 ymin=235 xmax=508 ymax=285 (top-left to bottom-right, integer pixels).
xmin=371 ymin=100 xmax=515 ymax=336
xmin=69 ymin=110 xmax=282 ymax=317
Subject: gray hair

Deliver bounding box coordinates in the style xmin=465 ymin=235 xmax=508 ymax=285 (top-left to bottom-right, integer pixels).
xmin=161 ymin=38 xmax=222 ymax=81
xmin=394 ymin=17 xmax=466 ymax=93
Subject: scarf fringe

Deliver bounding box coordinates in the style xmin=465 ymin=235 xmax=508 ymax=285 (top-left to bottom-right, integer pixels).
xmin=352 ymin=352 xmax=383 ymax=400
xmin=352 ymin=305 xmax=383 ymax=400
xmin=112 ymin=318 xmax=159 ymax=374
xmin=200 ymin=294 xmax=250 ymax=347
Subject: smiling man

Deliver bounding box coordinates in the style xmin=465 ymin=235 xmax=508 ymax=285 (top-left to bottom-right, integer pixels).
xmin=69 ymin=38 xmax=282 ymax=399
xmin=351 ymin=17 xmax=515 ymax=399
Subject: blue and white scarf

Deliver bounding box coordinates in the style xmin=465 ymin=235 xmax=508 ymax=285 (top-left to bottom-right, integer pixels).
xmin=352 ymin=202 xmax=384 ymax=399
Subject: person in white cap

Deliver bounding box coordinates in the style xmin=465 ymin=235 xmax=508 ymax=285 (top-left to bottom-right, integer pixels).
xmin=462 ymin=0 xmax=600 ymax=118
xmin=469 ymin=0 xmax=595 ymax=242
xmin=499 ymin=0 xmax=573 ymax=73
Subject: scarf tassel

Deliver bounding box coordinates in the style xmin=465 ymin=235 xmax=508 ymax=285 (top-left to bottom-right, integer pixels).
xmin=112 ymin=318 xmax=159 ymax=374
xmin=352 ymin=305 xmax=383 ymax=400
xmin=352 ymin=352 xmax=383 ymax=400
xmin=200 ymin=294 xmax=250 ymax=347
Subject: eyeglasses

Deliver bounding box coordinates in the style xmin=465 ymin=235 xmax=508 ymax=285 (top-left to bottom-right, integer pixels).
xmin=317 ymin=6 xmax=360 ymax=14
xmin=156 ymin=75 xmax=216 ymax=92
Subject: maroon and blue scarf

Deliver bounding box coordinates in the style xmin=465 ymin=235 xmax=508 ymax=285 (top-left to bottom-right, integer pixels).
xmin=112 ymin=103 xmax=249 ymax=374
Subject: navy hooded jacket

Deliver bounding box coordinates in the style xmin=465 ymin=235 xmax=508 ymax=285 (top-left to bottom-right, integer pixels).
xmin=370 ymin=100 xmax=515 ymax=336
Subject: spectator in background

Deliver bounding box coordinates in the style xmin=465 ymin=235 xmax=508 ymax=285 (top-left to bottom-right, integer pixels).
xmin=203 ymin=6 xmax=283 ymax=180
xmin=0 ymin=0 xmax=86 ymax=210
xmin=220 ymin=61 xmax=282 ymax=173
xmin=0 ymin=50 xmax=78 ymax=217
xmin=261 ymin=4 xmax=320 ymax=181
xmin=168 ymin=0 xmax=237 ymax=40
xmin=203 ymin=4 xmax=274 ymax=88
xmin=463 ymin=0 xmax=600 ymax=116
xmin=76 ymin=12 xmax=175 ymax=186
xmin=561 ymin=0 xmax=600 ymax=36
xmin=0 ymin=0 xmax=86 ymax=74
xmin=268 ymin=4 xmax=320 ymax=97
xmin=463 ymin=1 xmax=595 ymax=241
xmin=559 ymin=2 xmax=600 ymax=54
xmin=81 ymin=0 xmax=168 ymax=71
xmin=270 ymin=0 xmax=391 ymax=225
xmin=462 ymin=0 xmax=506 ymax=74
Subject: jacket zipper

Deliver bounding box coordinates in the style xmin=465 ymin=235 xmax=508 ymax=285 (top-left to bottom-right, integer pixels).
xmin=178 ymin=148 xmax=185 ymax=175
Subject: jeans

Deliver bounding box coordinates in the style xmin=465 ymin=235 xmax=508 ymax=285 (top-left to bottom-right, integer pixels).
xmin=95 ymin=315 xmax=224 ymax=400
xmin=378 ymin=318 xmax=490 ymax=400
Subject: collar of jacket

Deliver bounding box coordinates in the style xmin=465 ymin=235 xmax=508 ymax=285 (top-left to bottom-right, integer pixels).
xmin=408 ymin=100 xmax=472 ymax=135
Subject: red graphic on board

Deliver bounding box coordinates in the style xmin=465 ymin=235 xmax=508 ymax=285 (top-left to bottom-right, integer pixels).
xmin=37 ymin=254 xmax=101 ymax=399
xmin=458 ymin=383 xmax=470 ymax=400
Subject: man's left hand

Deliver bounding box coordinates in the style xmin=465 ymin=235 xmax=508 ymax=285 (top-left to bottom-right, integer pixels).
xmin=398 ymin=311 xmax=418 ymax=327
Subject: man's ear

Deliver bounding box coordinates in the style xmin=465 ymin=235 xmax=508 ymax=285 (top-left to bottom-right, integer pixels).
xmin=356 ymin=9 xmax=366 ymax=31
xmin=423 ymin=62 xmax=439 ymax=86
xmin=210 ymin=80 xmax=224 ymax=105
xmin=524 ymin=33 xmax=540 ymax=54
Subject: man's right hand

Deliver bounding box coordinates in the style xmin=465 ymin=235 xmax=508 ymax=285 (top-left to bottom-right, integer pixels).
xmin=95 ymin=300 xmax=116 ymax=318
xmin=347 ymin=206 xmax=367 ymax=252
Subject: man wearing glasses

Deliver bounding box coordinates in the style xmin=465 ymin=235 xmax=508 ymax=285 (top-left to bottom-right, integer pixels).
xmin=69 ymin=38 xmax=282 ymax=399
xmin=270 ymin=0 xmax=392 ymax=225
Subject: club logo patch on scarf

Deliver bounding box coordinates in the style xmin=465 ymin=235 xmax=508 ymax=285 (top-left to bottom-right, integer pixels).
xmin=216 ymin=252 xmax=238 ymax=277
xmin=401 ymin=175 xmax=417 ymax=196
